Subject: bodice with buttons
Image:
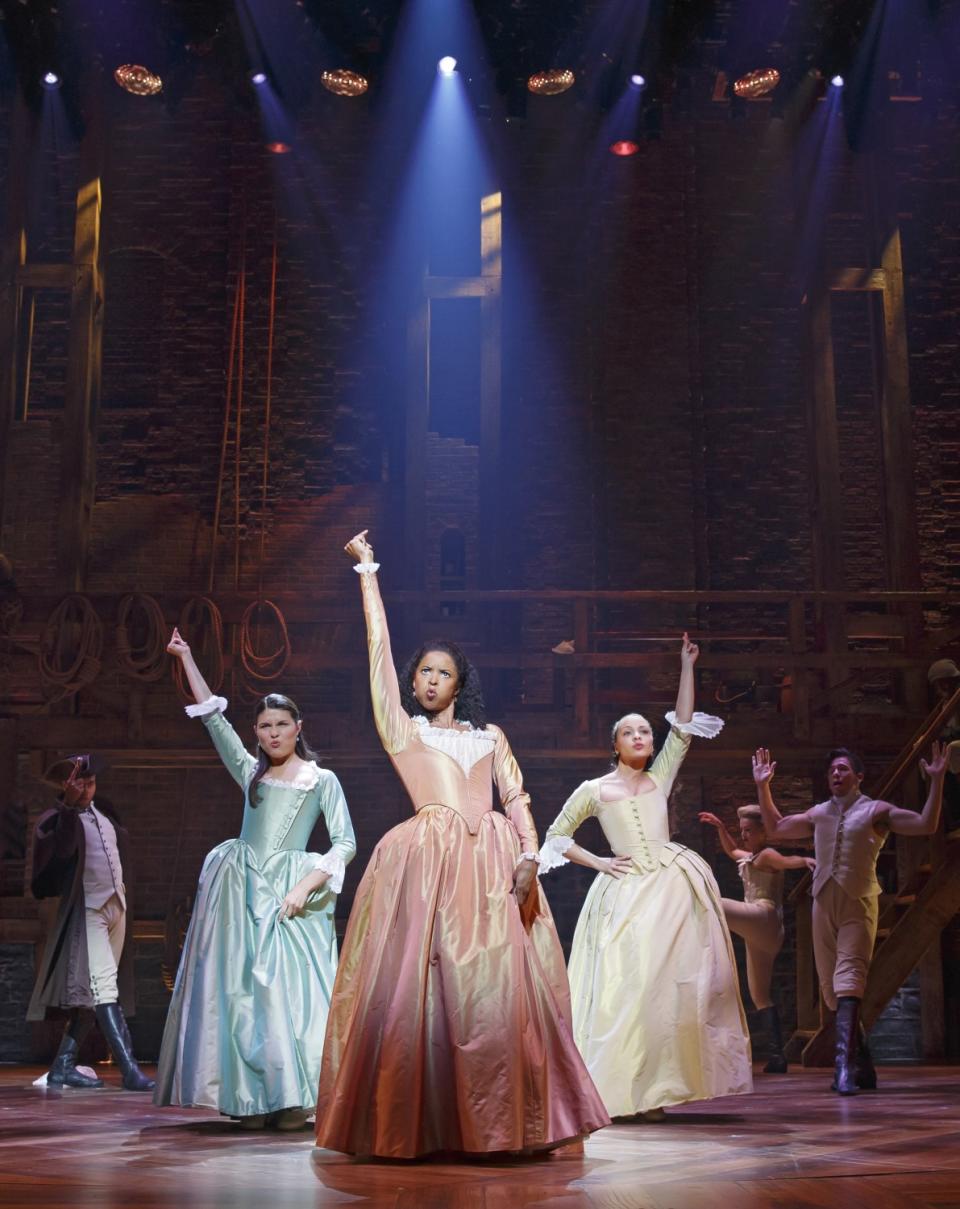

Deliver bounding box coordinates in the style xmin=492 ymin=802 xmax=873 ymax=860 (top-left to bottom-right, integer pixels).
xmin=595 ymin=790 xmax=672 ymax=873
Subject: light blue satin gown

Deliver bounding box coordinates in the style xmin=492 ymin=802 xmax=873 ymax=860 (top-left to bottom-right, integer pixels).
xmin=154 ymin=704 xmax=356 ymax=1117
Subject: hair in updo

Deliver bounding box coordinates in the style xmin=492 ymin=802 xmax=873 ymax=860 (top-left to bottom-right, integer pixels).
xmin=609 ymin=713 xmax=656 ymax=769
xmin=248 ymin=693 xmax=319 ymax=806
xmin=736 ymin=805 xmax=764 ymax=824
xmin=399 ymin=639 xmax=487 ymax=730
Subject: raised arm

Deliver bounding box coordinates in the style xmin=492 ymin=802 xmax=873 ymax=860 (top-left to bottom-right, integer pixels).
xmin=167 ymin=629 xmax=254 ymax=788
xmin=167 ymin=627 xmax=215 ymax=703
xmin=674 ymin=631 xmax=698 ymax=724
xmin=753 ymin=848 xmax=816 ymax=873
xmin=877 ymin=743 xmax=948 ymax=837
xmin=752 ymin=747 xmax=814 ymax=841
xmin=698 ymin=812 xmax=748 ymax=862
xmin=345 ymin=531 xmax=411 ymax=756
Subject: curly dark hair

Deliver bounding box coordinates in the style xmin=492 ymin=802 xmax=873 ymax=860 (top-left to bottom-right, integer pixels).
xmin=398 ymin=640 xmax=487 ymax=730
xmin=248 ymin=693 xmax=320 ymax=806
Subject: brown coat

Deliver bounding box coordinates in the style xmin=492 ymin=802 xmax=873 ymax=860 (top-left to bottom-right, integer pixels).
xmin=26 ymin=798 xmax=136 ymax=1020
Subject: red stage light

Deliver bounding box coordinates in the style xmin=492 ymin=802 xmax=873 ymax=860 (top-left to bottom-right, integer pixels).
xmin=266 ymin=141 xmax=292 ymax=155
xmin=609 ymin=140 xmax=639 ymax=157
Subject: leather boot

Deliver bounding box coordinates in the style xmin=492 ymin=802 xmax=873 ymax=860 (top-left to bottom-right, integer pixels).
xmin=758 ymin=1005 xmax=788 ymax=1073
xmin=856 ymin=1023 xmax=878 ymax=1090
xmin=48 ymin=1010 xmax=104 ymax=1089
xmin=94 ymin=1003 xmax=155 ymax=1091
xmin=833 ymin=996 xmax=860 ymax=1096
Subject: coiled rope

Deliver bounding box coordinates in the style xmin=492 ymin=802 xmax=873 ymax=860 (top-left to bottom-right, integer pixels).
xmin=39 ymin=594 xmax=103 ymax=702
xmin=116 ymin=593 xmax=167 ymax=681
xmin=171 ymin=596 xmax=225 ymax=702
xmin=239 ymin=598 xmax=290 ymax=682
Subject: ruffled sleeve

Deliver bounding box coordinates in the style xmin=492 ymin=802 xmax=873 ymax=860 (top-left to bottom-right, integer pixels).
xmin=649 ymin=711 xmax=724 ymax=797
xmin=359 ymin=569 xmax=413 ymax=756
xmin=490 ymin=725 xmax=538 ymax=854
xmin=188 ymin=698 xmax=257 ymax=789
xmin=540 ymin=781 xmax=597 ymax=874
xmin=308 ymin=770 xmax=356 ymax=894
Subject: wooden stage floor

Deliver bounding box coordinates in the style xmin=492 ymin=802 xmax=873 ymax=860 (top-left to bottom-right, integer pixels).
xmin=1 ymin=1065 xmax=959 ymax=1209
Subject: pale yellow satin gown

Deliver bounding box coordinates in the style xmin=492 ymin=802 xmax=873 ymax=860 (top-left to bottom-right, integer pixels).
xmin=543 ymin=727 xmax=753 ymax=1117
xmin=315 ymin=567 xmax=609 ymax=1158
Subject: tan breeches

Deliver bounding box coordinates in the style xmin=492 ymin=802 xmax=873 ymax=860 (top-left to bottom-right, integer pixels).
xmin=811 ymin=880 xmax=878 ymax=1010
xmin=85 ymin=893 xmax=126 ymax=1005
xmin=722 ymin=899 xmax=784 ymax=1010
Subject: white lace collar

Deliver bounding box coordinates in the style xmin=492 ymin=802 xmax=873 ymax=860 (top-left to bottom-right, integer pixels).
xmin=257 ymin=761 xmax=321 ymax=791
xmin=411 ymin=716 xmax=495 ymax=775
xmin=411 ymin=715 xmax=493 ymax=739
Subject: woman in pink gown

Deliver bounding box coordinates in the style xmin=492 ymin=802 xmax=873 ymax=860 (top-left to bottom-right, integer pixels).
xmin=315 ymin=532 xmax=608 ymax=1159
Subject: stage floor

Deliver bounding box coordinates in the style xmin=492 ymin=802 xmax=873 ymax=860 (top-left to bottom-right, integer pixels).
xmin=1 ymin=1065 xmax=959 ymax=1208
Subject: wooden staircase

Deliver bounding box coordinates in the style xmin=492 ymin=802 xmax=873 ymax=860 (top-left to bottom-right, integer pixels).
xmin=789 ymin=681 xmax=960 ymax=1065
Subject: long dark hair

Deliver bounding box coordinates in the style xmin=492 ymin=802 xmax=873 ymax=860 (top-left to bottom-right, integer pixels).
xmin=398 ymin=640 xmax=487 ymax=730
xmin=248 ymin=693 xmax=319 ymax=806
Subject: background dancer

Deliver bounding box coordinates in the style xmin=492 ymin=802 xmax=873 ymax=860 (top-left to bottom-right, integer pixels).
xmin=753 ymin=743 xmax=947 ymax=1095
xmin=157 ymin=630 xmax=355 ymax=1129
xmin=539 ymin=636 xmax=752 ymax=1121
xmin=698 ymin=804 xmax=815 ymax=1073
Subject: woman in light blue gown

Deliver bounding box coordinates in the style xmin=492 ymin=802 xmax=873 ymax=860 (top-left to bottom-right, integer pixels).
xmin=155 ymin=629 xmax=356 ymax=1129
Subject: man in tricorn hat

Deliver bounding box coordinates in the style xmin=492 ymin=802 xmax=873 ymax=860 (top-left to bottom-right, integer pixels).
xmin=27 ymin=755 xmax=153 ymax=1091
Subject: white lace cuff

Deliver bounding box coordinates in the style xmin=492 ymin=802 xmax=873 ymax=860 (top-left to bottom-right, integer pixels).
xmin=353 ymin=562 xmax=380 ymax=575
xmin=308 ymin=851 xmax=345 ymax=894
xmin=664 ymin=710 xmax=724 ymax=739
xmin=185 ymin=695 xmax=228 ymax=718
xmin=538 ymin=834 xmax=574 ymax=874
xmin=515 ymin=850 xmax=540 ymax=871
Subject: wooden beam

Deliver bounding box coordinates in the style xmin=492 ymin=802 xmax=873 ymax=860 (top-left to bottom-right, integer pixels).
xmin=478 ymin=191 xmax=502 ymax=587
xmin=862 ymin=840 xmax=960 ymax=1029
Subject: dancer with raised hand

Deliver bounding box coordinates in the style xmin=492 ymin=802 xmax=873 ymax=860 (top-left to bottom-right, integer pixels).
xmin=315 ymin=531 xmax=608 ymax=1159
xmin=539 ymin=636 xmax=752 ymax=1121
xmin=156 ymin=629 xmax=356 ymax=1129
xmin=698 ymin=805 xmax=814 ymax=1073
xmin=752 ymin=743 xmax=947 ymax=1095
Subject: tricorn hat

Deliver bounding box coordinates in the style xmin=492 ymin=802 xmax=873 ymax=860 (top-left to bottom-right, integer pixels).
xmin=40 ymin=753 xmax=109 ymax=789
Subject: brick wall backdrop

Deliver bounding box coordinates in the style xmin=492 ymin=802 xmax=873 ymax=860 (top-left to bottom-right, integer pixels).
xmin=0 ymin=45 xmax=958 ymax=1063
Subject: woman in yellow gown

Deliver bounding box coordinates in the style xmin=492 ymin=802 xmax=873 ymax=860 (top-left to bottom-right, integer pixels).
xmin=314 ymin=532 xmax=608 ymax=1158
xmin=539 ymin=635 xmax=752 ymax=1119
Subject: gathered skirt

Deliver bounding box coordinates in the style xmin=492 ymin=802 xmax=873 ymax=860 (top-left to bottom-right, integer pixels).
xmin=315 ymin=804 xmax=609 ymax=1158
xmin=569 ymin=843 xmax=753 ymax=1117
xmin=154 ymin=838 xmax=338 ymax=1117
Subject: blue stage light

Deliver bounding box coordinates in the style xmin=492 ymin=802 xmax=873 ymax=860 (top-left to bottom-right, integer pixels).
xmin=251 ymin=71 xmax=267 ymax=86
xmin=630 ymin=74 xmax=645 ymax=88
xmin=438 ymin=56 xmax=457 ymax=76
xmin=831 ymin=74 xmax=844 ymax=87
xmin=42 ymin=71 xmax=61 ymax=89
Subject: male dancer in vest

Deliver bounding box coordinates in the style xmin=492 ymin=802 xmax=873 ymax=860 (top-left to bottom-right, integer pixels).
xmin=751 ymin=742 xmax=947 ymax=1095
xmin=27 ymin=755 xmax=154 ymax=1091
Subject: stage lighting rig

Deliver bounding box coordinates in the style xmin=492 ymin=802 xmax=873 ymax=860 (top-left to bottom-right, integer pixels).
xmin=527 ymin=69 xmax=575 ymax=96
xmin=114 ymin=65 xmax=163 ymax=96
xmin=320 ymin=69 xmax=368 ymax=97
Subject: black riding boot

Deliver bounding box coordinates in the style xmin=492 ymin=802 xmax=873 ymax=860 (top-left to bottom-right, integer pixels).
xmin=758 ymin=1005 xmax=789 ymax=1073
xmin=833 ymin=996 xmax=860 ymax=1096
xmin=48 ymin=1010 xmax=104 ymax=1089
xmin=94 ymin=1002 xmax=155 ymax=1091
xmin=856 ymin=1022 xmax=878 ymax=1090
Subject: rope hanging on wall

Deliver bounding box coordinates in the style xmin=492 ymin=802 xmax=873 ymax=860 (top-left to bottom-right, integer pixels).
xmin=239 ymin=598 xmax=291 ymax=682
xmin=171 ymin=596 xmax=225 ymax=702
xmin=116 ymin=593 xmax=167 ymax=681
xmin=39 ymin=594 xmax=103 ymax=702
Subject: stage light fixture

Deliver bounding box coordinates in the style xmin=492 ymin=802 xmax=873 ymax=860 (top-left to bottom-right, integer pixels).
xmin=320 ymin=69 xmax=368 ymax=97
xmin=527 ymin=68 xmax=575 ymax=95
xmin=266 ymin=141 xmax=292 ymax=155
xmin=42 ymin=71 xmax=61 ymax=89
xmin=114 ymin=64 xmax=163 ymax=96
xmin=250 ymin=71 xmax=268 ymax=87
xmin=831 ymin=75 xmax=844 ymax=87
xmin=733 ymin=67 xmax=780 ymax=99
xmin=630 ymin=74 xmax=646 ymax=89
xmin=609 ymin=140 xmax=639 ymax=157
xmin=438 ymin=56 xmax=457 ymax=76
